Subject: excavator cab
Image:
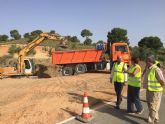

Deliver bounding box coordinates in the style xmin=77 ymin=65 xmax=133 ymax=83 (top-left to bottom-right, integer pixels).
xmin=24 ymin=59 xmax=33 ymax=75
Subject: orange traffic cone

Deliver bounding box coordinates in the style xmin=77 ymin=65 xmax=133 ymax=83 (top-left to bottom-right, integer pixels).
xmin=76 ymin=92 xmax=94 ymax=123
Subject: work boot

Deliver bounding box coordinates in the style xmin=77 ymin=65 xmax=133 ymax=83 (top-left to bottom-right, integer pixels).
xmin=136 ymin=108 xmax=144 ymax=115
xmin=119 ymin=97 xmax=123 ymax=104
xmin=115 ymin=105 xmax=120 ymax=109
xmin=154 ymin=119 xmax=159 ymax=123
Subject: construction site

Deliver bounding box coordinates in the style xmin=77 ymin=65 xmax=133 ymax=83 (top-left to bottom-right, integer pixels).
xmin=1 ymin=1 xmax=165 ymax=124
xmin=1 ymin=32 xmax=164 ymax=124
xmin=0 ymin=32 xmax=130 ymax=123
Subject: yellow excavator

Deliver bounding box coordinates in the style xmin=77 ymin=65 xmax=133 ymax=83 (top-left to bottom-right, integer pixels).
xmin=0 ymin=32 xmax=67 ymax=79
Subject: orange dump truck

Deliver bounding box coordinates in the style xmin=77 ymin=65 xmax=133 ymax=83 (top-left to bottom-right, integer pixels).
xmin=52 ymin=42 xmax=131 ymax=76
xmin=52 ymin=49 xmax=106 ymax=76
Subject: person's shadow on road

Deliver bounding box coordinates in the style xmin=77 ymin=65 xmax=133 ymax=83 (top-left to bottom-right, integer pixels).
xmin=95 ymin=103 xmax=147 ymax=124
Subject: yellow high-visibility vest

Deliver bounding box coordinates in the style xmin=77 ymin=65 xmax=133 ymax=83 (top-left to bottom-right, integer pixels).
xmin=148 ymin=65 xmax=163 ymax=92
xmin=128 ymin=64 xmax=141 ymax=87
xmin=113 ymin=62 xmax=125 ymax=83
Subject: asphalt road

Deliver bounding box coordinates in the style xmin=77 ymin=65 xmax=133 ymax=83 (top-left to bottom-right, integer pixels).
xmin=62 ymin=90 xmax=165 ymax=124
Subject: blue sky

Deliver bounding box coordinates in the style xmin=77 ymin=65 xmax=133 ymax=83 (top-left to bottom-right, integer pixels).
xmin=0 ymin=0 xmax=165 ymax=46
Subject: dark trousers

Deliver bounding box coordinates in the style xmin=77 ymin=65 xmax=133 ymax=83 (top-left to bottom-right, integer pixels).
xmin=114 ymin=82 xmax=124 ymax=106
xmin=127 ymin=85 xmax=143 ymax=112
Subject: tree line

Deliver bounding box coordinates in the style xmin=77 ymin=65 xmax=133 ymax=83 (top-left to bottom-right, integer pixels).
xmin=0 ymin=29 xmax=95 ymax=45
xmin=0 ymin=30 xmax=55 ymax=42
xmin=0 ymin=28 xmax=164 ymax=60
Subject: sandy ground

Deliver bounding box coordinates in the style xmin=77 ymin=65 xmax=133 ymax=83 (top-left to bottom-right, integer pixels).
xmin=0 ymin=72 xmax=127 ymax=124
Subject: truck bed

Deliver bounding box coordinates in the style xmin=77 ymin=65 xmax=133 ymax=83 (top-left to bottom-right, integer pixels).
xmin=52 ymin=49 xmax=103 ymax=64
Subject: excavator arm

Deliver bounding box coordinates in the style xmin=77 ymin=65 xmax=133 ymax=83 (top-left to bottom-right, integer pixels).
xmin=17 ymin=32 xmax=66 ymax=74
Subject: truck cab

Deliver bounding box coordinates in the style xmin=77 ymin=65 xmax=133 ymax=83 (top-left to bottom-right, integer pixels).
xmin=111 ymin=42 xmax=131 ymax=65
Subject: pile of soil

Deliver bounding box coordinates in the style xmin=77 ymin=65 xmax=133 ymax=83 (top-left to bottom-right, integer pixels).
xmin=34 ymin=64 xmax=61 ymax=78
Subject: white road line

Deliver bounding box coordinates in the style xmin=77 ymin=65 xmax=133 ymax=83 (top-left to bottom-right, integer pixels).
xmin=56 ymin=117 xmax=75 ymax=124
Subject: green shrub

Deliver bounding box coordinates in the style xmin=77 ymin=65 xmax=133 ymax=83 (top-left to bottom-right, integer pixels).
xmin=42 ymin=46 xmax=48 ymax=51
xmin=157 ymin=55 xmax=165 ymax=61
xmin=8 ymin=45 xmax=21 ymax=55
xmin=138 ymin=47 xmax=156 ymax=60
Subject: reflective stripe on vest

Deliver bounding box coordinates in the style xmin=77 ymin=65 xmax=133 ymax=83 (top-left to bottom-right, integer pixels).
xmin=113 ymin=62 xmax=125 ymax=83
xmin=148 ymin=65 xmax=163 ymax=92
xmin=128 ymin=64 xmax=141 ymax=87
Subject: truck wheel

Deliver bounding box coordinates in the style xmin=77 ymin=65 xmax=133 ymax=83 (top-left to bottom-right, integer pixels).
xmin=62 ymin=66 xmax=73 ymax=76
xmin=75 ymin=64 xmax=86 ymax=74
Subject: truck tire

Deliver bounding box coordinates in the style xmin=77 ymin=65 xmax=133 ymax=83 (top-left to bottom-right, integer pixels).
xmin=75 ymin=64 xmax=86 ymax=74
xmin=62 ymin=66 xmax=74 ymax=76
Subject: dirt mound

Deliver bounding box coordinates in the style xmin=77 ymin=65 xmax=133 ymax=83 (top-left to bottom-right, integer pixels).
xmin=34 ymin=64 xmax=61 ymax=78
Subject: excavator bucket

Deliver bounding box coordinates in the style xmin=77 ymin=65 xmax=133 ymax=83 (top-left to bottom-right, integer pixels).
xmin=58 ymin=39 xmax=68 ymax=48
xmin=58 ymin=40 xmax=68 ymax=48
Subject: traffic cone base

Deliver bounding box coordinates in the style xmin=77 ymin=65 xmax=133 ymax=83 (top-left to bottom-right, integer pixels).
xmin=76 ymin=114 xmax=94 ymax=123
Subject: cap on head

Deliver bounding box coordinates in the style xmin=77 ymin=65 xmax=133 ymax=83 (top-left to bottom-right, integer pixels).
xmin=147 ymin=55 xmax=155 ymax=64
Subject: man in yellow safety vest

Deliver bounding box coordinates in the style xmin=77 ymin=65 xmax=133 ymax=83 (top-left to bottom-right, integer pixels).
xmin=143 ymin=55 xmax=165 ymax=124
xmin=110 ymin=56 xmax=127 ymax=109
xmin=142 ymin=60 xmax=161 ymax=77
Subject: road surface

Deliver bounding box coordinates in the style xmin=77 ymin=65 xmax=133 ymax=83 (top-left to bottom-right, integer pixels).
xmin=62 ymin=90 xmax=165 ymax=124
